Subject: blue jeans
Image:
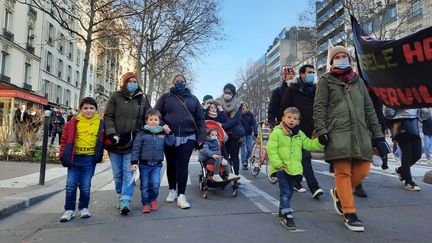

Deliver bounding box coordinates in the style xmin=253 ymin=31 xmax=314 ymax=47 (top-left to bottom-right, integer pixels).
xmin=394 ymin=147 xmax=402 ymax=160
xmin=277 ymin=170 xmax=296 ymax=214
xmin=64 ymin=155 xmax=96 ymax=210
xmin=139 ymin=164 xmax=162 ymax=205
xmin=109 ymin=152 xmax=135 ymax=200
xmin=241 ymin=135 xmax=254 ymax=164
xmin=423 ymin=135 xmax=432 ymax=159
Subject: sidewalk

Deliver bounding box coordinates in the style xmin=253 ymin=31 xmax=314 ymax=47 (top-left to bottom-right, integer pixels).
xmin=0 ymin=160 xmax=111 ymax=221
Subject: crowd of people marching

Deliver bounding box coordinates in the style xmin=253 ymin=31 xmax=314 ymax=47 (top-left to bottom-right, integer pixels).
xmin=53 ymin=45 xmax=430 ymax=233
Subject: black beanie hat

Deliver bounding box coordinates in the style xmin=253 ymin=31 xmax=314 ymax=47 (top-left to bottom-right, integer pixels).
xmin=223 ymin=83 xmax=236 ymax=95
xmin=203 ymin=95 xmax=213 ymax=102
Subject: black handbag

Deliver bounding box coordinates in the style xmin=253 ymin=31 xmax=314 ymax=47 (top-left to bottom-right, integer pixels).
xmin=390 ymin=118 xmax=419 ymax=139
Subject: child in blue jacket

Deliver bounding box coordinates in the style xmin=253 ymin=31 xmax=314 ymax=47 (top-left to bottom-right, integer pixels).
xmin=131 ymin=109 xmax=175 ymax=213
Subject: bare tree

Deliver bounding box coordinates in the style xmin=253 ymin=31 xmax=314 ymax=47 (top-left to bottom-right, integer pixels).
xmin=125 ymin=0 xmax=223 ymax=101
xmin=0 ymin=114 xmax=13 ymax=161
xmin=18 ymin=0 xmax=148 ymax=100
xmin=298 ymin=0 xmax=318 ymax=64
xmin=237 ymin=60 xmax=270 ymax=122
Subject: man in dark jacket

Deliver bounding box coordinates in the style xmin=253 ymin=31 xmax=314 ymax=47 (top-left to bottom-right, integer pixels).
xmin=280 ymin=64 xmax=324 ymax=199
xmin=267 ymin=66 xmax=296 ymax=126
xmin=241 ymin=103 xmax=258 ymax=169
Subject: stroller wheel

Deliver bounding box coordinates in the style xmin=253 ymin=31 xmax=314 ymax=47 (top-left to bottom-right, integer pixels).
xmin=199 ymin=181 xmax=204 ymax=191
xmin=252 ymin=166 xmax=260 ymax=176
xmin=232 ymin=188 xmax=238 ymax=197
xmin=203 ymin=190 xmax=208 ymax=199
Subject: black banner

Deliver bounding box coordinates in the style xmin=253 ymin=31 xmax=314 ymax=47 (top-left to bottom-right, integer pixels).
xmin=351 ymin=15 xmax=432 ymax=108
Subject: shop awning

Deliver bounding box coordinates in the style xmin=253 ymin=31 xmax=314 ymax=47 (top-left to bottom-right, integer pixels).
xmin=0 ymin=89 xmax=48 ymax=105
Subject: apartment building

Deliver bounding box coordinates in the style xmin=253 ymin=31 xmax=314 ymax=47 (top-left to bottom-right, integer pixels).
xmin=0 ymin=0 xmax=46 ymax=128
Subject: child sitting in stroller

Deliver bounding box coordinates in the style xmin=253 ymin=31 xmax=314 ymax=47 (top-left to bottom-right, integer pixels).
xmin=199 ymin=128 xmax=240 ymax=182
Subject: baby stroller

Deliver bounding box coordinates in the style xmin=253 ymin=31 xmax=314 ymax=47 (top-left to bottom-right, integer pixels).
xmin=198 ymin=120 xmax=239 ymax=199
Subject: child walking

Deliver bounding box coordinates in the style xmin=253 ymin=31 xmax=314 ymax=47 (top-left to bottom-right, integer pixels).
xmin=59 ymin=97 xmax=105 ymax=222
xmin=267 ymin=107 xmax=324 ymax=230
xmin=199 ymin=128 xmax=240 ymax=182
xmin=131 ymin=109 xmax=175 ymax=213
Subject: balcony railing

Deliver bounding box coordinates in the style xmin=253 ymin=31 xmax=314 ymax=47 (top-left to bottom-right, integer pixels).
xmin=0 ymin=74 xmax=11 ymax=83
xmin=2 ymin=28 xmax=14 ymax=42
xmin=23 ymin=83 xmax=32 ymax=90
xmin=26 ymin=43 xmax=35 ymax=54
xmin=28 ymin=7 xmax=37 ymax=19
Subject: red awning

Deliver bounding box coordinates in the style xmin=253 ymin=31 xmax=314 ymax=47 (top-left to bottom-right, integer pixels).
xmin=0 ymin=90 xmax=48 ymax=105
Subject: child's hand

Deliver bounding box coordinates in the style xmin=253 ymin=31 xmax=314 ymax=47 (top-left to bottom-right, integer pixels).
xmin=162 ymin=124 xmax=171 ymax=134
xmin=131 ymin=164 xmax=138 ymax=172
xmin=212 ymin=154 xmax=220 ymax=159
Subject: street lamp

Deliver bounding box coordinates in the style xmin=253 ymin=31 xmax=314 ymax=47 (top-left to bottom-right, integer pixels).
xmin=39 ymin=107 xmax=51 ymax=185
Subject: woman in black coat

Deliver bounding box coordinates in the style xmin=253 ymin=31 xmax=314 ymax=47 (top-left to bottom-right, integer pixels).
xmin=155 ymin=74 xmax=205 ymax=209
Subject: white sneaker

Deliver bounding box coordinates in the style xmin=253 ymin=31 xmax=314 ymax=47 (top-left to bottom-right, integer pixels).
xmin=60 ymin=210 xmax=75 ymax=222
xmin=177 ymin=194 xmax=190 ymax=209
xmin=80 ymin=208 xmax=91 ymax=218
xmin=166 ymin=189 xmax=177 ymax=203
xmin=426 ymin=159 xmax=432 ymax=165
xmin=212 ymin=174 xmax=223 ymax=182
xmin=227 ymin=173 xmax=240 ymax=181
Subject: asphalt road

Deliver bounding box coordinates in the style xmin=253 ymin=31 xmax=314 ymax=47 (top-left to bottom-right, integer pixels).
xmin=0 ymin=159 xmax=431 ymax=243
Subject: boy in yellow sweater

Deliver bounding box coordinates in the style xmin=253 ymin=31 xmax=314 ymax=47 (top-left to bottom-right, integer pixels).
xmin=59 ymin=97 xmax=105 ymax=222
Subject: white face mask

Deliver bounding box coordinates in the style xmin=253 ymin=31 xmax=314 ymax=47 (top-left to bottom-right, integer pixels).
xmin=223 ymin=94 xmax=233 ymax=101
xmin=286 ymin=78 xmax=295 ymax=85
xmin=333 ymin=58 xmax=351 ymax=69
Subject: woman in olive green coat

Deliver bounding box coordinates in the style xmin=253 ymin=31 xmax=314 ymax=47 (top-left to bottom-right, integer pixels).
xmin=313 ymin=46 xmax=389 ymax=232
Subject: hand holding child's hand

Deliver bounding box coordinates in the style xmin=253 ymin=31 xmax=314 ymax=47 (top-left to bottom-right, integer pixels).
xmin=163 ymin=125 xmax=171 ymax=134
xmin=131 ymin=164 xmax=138 ymax=172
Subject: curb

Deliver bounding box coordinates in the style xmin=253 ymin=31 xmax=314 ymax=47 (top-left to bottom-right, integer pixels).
xmin=0 ymin=188 xmax=63 ymax=221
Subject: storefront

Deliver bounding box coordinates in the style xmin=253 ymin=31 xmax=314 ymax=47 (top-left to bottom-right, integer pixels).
xmin=0 ymin=82 xmax=48 ymax=128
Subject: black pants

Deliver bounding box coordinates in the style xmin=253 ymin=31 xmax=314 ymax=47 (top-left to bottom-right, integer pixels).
xmin=164 ymin=140 xmax=195 ymax=195
xmin=51 ymin=131 xmax=62 ymax=145
xmin=297 ymin=150 xmax=319 ymax=193
xmin=396 ymin=134 xmax=422 ymax=181
xmin=226 ymin=137 xmax=240 ymax=175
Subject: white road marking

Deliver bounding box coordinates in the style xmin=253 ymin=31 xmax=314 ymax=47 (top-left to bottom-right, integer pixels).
xmin=160 ymin=167 xmax=191 ymax=187
xmin=238 ymin=175 xmax=279 ymax=213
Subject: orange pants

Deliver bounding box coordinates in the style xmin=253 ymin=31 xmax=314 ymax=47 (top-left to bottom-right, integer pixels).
xmin=333 ymin=159 xmax=370 ymax=214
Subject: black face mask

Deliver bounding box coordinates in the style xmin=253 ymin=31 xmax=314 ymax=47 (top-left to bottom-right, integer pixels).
xmin=283 ymin=122 xmax=299 ymax=136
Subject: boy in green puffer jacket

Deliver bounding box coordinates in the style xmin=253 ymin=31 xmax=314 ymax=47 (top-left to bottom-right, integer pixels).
xmin=267 ymin=107 xmax=324 ymax=230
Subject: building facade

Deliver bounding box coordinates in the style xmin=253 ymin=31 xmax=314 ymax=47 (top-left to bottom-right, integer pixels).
xmin=0 ymin=0 xmax=47 ymax=128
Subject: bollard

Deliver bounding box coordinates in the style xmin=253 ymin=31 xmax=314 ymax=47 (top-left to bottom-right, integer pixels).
xmin=39 ymin=109 xmax=51 ymax=185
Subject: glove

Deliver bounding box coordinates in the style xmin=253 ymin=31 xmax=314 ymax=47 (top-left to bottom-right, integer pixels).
xmin=372 ymin=137 xmax=390 ymax=157
xmin=318 ymin=133 xmax=329 ymax=145
xmin=109 ymin=133 xmax=120 ymax=144
xmin=217 ymin=105 xmax=224 ymax=112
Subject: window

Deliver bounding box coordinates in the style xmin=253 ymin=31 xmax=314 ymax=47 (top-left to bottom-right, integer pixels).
xmin=57 ymin=59 xmax=63 ymax=79
xmin=75 ymin=70 xmax=79 ymax=86
xmin=27 ymin=26 xmax=35 ymax=45
xmin=24 ymin=63 xmax=31 ymax=84
xmin=383 ymin=5 xmax=397 ymax=24
xmin=76 ymin=50 xmax=81 ymax=66
xmin=56 ymin=85 xmax=62 ymax=104
xmin=409 ymin=0 xmax=423 ymax=19
xmin=48 ymin=24 xmax=54 ymax=44
xmin=4 ymin=10 xmax=12 ymax=31
xmin=68 ymin=42 xmax=73 ymax=59
xmin=46 ymin=51 xmax=52 ymax=72
xmin=59 ymin=33 xmax=65 ymax=53
xmin=67 ymin=65 xmax=72 ymax=83
xmin=1 ymin=52 xmax=9 ymax=75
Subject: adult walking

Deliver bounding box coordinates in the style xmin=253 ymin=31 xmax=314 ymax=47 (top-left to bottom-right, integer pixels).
xmin=267 ymin=66 xmax=296 ymax=126
xmin=313 ymin=46 xmax=389 ymax=232
xmin=240 ymin=103 xmax=258 ymax=170
xmin=280 ymin=64 xmax=324 ymax=199
xmin=155 ymin=74 xmax=205 ymax=209
xmin=51 ymin=109 xmax=65 ymax=145
xmin=384 ymin=107 xmax=429 ymax=191
xmin=218 ymin=83 xmax=245 ymax=175
xmin=104 ymin=72 xmax=150 ymax=215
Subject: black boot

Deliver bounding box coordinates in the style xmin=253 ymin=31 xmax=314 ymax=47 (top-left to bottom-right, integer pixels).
xmin=354 ymin=183 xmax=368 ymax=198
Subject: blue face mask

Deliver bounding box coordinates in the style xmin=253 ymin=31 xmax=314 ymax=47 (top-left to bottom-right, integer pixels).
xmin=333 ymin=59 xmax=351 ymax=69
xmin=305 ymin=73 xmax=315 ymax=84
xmin=127 ymin=83 xmax=138 ymax=92
xmin=174 ymin=82 xmax=186 ymax=90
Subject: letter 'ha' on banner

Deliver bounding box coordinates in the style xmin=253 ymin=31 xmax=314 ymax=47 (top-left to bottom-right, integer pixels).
xmin=351 ymin=15 xmax=432 ymax=109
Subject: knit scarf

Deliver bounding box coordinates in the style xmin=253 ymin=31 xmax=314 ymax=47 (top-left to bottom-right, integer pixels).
xmin=170 ymin=87 xmax=191 ymax=96
xmin=144 ymin=125 xmax=163 ymax=133
xmin=208 ymin=111 xmax=218 ymax=118
xmin=330 ymin=67 xmax=356 ymax=84
xmin=299 ymin=79 xmax=316 ymax=97
xmin=218 ymin=96 xmax=242 ymax=117
xmin=280 ymin=122 xmax=299 ymax=136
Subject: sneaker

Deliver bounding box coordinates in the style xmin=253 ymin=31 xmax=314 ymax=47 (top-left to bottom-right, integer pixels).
xmin=330 ymin=188 xmax=343 ymax=215
xmin=166 ymin=189 xmax=177 ymax=203
xmin=227 ymin=173 xmax=240 ymax=181
xmin=426 ymin=159 xmax=432 ymax=165
xmin=150 ymin=200 xmax=158 ymax=211
xmin=293 ymin=183 xmax=306 ymax=193
xmin=395 ymin=167 xmax=404 ymax=183
xmin=404 ymin=180 xmax=421 ymax=191
xmin=176 ymin=194 xmax=190 ymax=209
xmin=79 ymin=208 xmax=91 ymax=218
xmin=142 ymin=205 xmax=151 ymax=213
xmin=242 ymin=163 xmax=248 ymax=170
xmin=354 ymin=184 xmax=368 ymax=198
xmin=280 ymin=213 xmax=296 ymax=230
xmin=344 ymin=213 xmax=364 ymax=232
xmin=60 ymin=210 xmax=75 ymax=222
xmin=312 ymin=188 xmax=324 ymax=199
xmin=212 ymin=174 xmax=224 ymax=182
xmin=120 ymin=199 xmax=130 ymax=215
